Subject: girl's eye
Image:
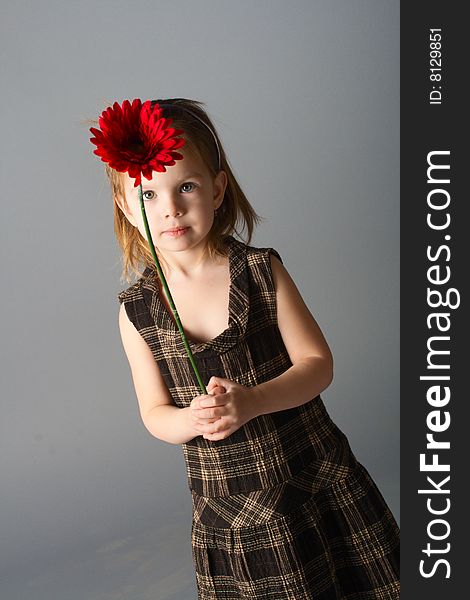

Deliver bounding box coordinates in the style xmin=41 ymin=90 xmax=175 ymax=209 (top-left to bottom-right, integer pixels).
xmin=142 ymin=184 xmax=195 ymax=200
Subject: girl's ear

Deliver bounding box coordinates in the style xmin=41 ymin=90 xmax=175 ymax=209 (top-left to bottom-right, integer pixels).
xmin=115 ymin=193 xmax=138 ymax=227
xmin=213 ymin=170 xmax=228 ymax=210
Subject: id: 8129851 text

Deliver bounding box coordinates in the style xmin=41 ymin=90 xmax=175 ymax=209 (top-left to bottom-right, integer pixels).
xmin=429 ymin=29 xmax=442 ymax=105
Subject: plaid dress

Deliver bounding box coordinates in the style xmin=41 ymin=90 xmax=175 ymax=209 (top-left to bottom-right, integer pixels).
xmin=118 ymin=235 xmax=400 ymax=599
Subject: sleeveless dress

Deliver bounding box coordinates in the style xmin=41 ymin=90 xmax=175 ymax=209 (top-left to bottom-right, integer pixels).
xmin=117 ymin=235 xmax=400 ymax=600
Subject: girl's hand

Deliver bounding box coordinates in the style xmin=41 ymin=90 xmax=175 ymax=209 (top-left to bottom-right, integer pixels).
xmin=189 ymin=382 xmax=226 ymax=431
xmin=190 ymin=376 xmax=256 ymax=441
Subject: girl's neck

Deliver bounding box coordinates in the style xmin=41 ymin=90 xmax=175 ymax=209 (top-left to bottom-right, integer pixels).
xmin=157 ymin=241 xmax=224 ymax=281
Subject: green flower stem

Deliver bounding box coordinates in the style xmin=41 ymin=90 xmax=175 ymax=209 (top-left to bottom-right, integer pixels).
xmin=138 ymin=184 xmax=207 ymax=395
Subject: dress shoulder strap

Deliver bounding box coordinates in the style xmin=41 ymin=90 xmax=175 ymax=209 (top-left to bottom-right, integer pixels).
xmin=117 ymin=281 xmax=141 ymax=305
xmin=244 ymin=242 xmax=283 ymax=293
xmin=247 ymin=244 xmax=283 ymax=264
xmin=117 ymin=266 xmax=155 ymax=304
xmin=116 ymin=269 xmax=157 ymax=336
xmin=232 ymin=240 xmax=283 ymax=328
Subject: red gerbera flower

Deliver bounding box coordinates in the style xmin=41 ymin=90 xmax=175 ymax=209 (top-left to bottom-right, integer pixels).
xmin=90 ymin=99 xmax=186 ymax=187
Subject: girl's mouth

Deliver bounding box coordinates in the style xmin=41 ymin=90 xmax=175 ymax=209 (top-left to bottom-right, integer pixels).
xmin=164 ymin=227 xmax=189 ymax=237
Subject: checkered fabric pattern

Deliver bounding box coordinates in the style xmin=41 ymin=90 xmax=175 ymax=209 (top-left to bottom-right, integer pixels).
xmin=191 ymin=460 xmax=400 ymax=599
xmin=118 ymin=236 xmax=400 ymax=599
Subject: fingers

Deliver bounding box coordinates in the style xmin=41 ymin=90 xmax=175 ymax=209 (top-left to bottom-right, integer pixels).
xmin=195 ymin=391 xmax=228 ymax=409
xmin=193 ymin=416 xmax=229 ymax=434
xmin=190 ymin=385 xmax=231 ymax=432
xmin=207 ymin=375 xmax=232 ymax=392
xmin=190 ymin=392 xmax=220 ymax=409
xmin=203 ymin=432 xmax=227 ymax=441
xmin=190 ymin=397 xmax=235 ymax=440
xmin=209 ymin=385 xmax=226 ymax=396
xmin=203 ymin=424 xmax=234 ymax=441
xmin=194 ymin=416 xmax=219 ymax=426
xmin=190 ymin=392 xmax=223 ymax=426
xmin=207 ymin=380 xmax=226 ymax=394
xmin=194 ymin=378 xmax=248 ymax=442
xmin=192 ymin=403 xmax=223 ymax=420
xmin=193 ymin=407 xmax=225 ymax=423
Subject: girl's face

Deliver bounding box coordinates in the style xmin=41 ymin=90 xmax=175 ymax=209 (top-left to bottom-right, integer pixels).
xmin=119 ymin=149 xmax=227 ymax=257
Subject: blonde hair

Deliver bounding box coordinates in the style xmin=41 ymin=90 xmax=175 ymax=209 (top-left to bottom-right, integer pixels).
xmin=92 ymin=98 xmax=261 ymax=283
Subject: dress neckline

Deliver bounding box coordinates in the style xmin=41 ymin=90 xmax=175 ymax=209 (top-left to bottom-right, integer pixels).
xmin=140 ymin=235 xmax=250 ymax=356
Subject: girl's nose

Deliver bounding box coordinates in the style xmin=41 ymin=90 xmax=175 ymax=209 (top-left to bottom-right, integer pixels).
xmin=162 ymin=194 xmax=184 ymax=218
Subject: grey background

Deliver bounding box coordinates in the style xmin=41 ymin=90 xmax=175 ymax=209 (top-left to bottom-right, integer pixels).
xmin=1 ymin=1 xmax=399 ymax=598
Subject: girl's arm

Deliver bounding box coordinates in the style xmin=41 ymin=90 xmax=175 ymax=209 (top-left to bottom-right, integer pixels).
xmin=251 ymin=253 xmax=334 ymax=416
xmin=118 ymin=303 xmax=201 ymax=445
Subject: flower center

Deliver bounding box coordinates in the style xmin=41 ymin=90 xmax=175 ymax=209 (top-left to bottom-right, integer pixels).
xmin=126 ymin=137 xmax=145 ymax=154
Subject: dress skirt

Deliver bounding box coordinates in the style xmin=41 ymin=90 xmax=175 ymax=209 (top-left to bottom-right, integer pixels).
xmin=190 ymin=439 xmax=400 ymax=600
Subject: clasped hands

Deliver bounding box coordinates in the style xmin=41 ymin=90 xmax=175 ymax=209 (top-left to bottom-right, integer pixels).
xmin=190 ymin=376 xmax=256 ymax=441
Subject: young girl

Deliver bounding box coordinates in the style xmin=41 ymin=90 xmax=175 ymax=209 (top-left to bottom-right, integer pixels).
xmin=106 ymin=98 xmax=400 ymax=599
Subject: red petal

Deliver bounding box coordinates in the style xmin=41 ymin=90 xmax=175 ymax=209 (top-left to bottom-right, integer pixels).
xmin=142 ymin=166 xmax=154 ymax=180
